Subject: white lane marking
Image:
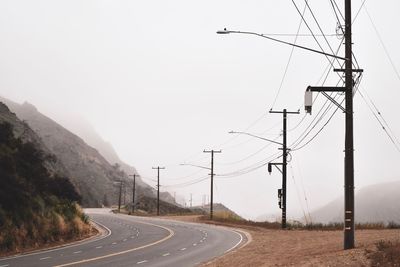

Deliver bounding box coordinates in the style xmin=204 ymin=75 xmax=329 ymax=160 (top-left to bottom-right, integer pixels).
xmin=193 ymin=243 xmax=197 ymax=246
xmin=0 ymin=264 xmax=10 ymax=267
xmin=162 ymin=253 xmax=170 ymax=257
xmin=123 ymin=239 xmax=127 ymax=242
xmin=180 ymin=247 xmax=186 ymax=251
xmin=55 ymin=219 xmax=175 ymax=267
xmin=73 ymin=251 xmax=82 ymax=254
xmin=137 ymin=260 xmax=148 ymax=264
xmin=40 ymin=256 xmax=52 ymax=260
xmin=112 ymin=242 xmax=117 ymax=245
xmin=199 ymin=240 xmax=203 ymax=243
xmin=96 ymin=246 xmax=103 ymax=249
xmin=224 ymin=230 xmax=244 ymax=253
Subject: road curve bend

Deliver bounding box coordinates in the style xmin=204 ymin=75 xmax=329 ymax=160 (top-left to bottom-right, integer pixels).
xmin=0 ymin=208 xmax=248 ymax=267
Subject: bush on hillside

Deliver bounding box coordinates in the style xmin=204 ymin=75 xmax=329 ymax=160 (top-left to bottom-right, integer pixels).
xmin=0 ymin=122 xmax=91 ymax=254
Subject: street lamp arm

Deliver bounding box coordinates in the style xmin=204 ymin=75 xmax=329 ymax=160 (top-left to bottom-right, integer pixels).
xmin=217 ymin=29 xmax=348 ymax=61
xmin=180 ymin=163 xmax=211 ymax=170
xmin=229 ymin=131 xmax=284 ymax=146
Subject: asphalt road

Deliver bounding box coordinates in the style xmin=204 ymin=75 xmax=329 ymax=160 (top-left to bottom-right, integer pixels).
xmin=0 ymin=209 xmax=247 ymax=267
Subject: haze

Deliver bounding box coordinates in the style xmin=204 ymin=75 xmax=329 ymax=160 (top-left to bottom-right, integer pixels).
xmin=1 ymin=0 xmax=399 ymax=220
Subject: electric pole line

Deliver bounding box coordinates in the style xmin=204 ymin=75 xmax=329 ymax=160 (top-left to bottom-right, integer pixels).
xmin=129 ymin=174 xmax=138 ymax=214
xmin=190 ymin=193 xmax=193 ymax=208
xmin=152 ymin=166 xmax=165 ymax=216
xmin=268 ymin=109 xmax=299 ymax=229
xmin=203 ymin=149 xmax=221 ymax=220
xmin=303 ymin=0 xmax=358 ymax=249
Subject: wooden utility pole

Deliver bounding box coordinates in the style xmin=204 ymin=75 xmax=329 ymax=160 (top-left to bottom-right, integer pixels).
xmin=152 ymin=166 xmax=165 ymax=216
xmin=203 ymin=150 xmax=221 ymax=220
xmin=344 ymin=0 xmax=355 ymax=249
xmin=269 ymin=109 xmax=299 ymax=229
xmin=129 ymin=174 xmax=137 ymax=214
xmin=117 ymin=180 xmax=123 ymax=213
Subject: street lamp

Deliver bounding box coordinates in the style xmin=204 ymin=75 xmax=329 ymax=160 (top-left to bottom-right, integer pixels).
xmin=180 ymin=163 xmax=211 ymax=170
xmin=228 ymin=131 xmax=283 ymax=146
xmin=217 ymin=28 xmax=347 ymax=61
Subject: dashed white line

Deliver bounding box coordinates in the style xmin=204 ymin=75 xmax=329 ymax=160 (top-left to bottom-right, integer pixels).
xmin=137 ymin=260 xmax=148 ymax=264
xmin=73 ymin=251 xmax=82 ymax=254
xmin=162 ymin=253 xmax=170 ymax=257
xmin=0 ymin=264 xmax=10 ymax=267
xmin=180 ymin=247 xmax=186 ymax=251
xmin=123 ymin=239 xmax=127 ymax=242
xmin=40 ymin=256 xmax=52 ymax=260
xmin=96 ymin=246 xmax=103 ymax=249
xmin=193 ymin=243 xmax=197 ymax=246
xmin=112 ymin=242 xmax=117 ymax=245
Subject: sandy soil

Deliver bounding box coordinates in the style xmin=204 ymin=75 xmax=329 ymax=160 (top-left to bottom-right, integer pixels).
xmin=161 ymin=215 xmax=400 ymax=267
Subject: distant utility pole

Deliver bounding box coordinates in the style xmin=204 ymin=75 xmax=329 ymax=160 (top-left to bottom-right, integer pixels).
xmin=204 ymin=149 xmax=221 ymax=220
xmin=190 ymin=193 xmax=193 ymax=208
xmin=152 ymin=166 xmax=165 ymax=216
xmin=268 ymin=109 xmax=299 ymax=229
xmin=129 ymin=174 xmax=138 ymax=214
xmin=123 ymin=183 xmax=126 ymax=205
xmin=117 ymin=180 xmax=123 ymax=213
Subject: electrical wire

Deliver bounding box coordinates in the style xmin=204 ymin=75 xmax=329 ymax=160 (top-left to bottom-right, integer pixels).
xmin=289 ymin=162 xmax=308 ymax=224
xmin=271 ymin=3 xmax=306 ymax=109
xmin=363 ymin=3 xmax=400 ymax=83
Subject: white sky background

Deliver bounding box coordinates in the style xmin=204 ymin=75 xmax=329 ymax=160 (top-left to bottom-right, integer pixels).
xmin=1 ymin=0 xmax=399 ymax=220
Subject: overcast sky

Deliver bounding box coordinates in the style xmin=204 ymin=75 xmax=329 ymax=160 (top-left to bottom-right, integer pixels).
xmin=1 ymin=0 xmax=399 ymax=220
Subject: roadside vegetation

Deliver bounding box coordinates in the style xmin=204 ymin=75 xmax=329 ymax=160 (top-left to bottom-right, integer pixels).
xmin=0 ymin=122 xmax=94 ymax=255
xmin=366 ymin=240 xmax=400 ymax=266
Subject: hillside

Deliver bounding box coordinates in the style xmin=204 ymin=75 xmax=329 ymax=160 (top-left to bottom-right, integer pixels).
xmin=0 ymin=105 xmax=92 ymax=254
xmin=194 ymin=203 xmax=243 ymax=219
xmin=127 ymin=195 xmax=196 ymax=215
xmin=0 ymin=97 xmax=172 ymax=207
xmin=310 ymin=180 xmax=400 ymax=224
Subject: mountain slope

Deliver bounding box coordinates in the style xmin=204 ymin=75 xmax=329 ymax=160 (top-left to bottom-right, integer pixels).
xmin=0 ymin=105 xmax=92 ymax=254
xmin=0 ymin=97 xmax=164 ymax=207
xmin=310 ymin=180 xmax=400 ymax=223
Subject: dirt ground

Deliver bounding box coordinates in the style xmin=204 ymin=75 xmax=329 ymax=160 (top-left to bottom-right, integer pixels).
xmin=162 ymin=215 xmax=400 ymax=267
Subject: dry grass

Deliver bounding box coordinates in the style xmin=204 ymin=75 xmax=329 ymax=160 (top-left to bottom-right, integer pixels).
xmin=365 ymin=240 xmax=400 ymax=266
xmin=159 ymin=215 xmax=400 ymax=266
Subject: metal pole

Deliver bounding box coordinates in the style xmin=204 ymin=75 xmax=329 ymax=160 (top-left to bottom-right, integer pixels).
xmin=344 ymin=0 xmax=355 ymax=250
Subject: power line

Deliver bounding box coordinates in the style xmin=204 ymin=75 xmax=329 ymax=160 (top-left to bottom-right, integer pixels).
xmin=358 ymin=88 xmax=400 ymax=152
xmin=271 ymin=3 xmax=307 ymax=109
xmin=363 ymin=3 xmax=400 ymax=83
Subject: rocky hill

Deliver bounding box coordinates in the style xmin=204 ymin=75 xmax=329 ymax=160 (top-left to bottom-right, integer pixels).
xmin=309 ymin=180 xmax=400 ymax=224
xmin=0 ymin=97 xmax=171 ymax=207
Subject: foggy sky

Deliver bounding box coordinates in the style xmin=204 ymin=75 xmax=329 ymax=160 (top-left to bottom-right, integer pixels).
xmin=1 ymin=0 xmax=399 ymax=220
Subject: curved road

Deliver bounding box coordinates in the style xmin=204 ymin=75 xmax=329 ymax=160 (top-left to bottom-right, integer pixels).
xmin=0 ymin=209 xmax=247 ymax=267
